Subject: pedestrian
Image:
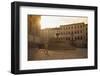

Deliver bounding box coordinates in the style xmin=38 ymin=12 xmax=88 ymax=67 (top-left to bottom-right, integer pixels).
xmin=44 ymin=43 xmax=49 ymax=56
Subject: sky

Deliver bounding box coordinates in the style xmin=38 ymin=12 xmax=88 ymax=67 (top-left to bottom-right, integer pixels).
xmin=40 ymin=15 xmax=88 ymax=29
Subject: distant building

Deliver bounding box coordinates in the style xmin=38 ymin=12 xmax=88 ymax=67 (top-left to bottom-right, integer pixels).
xmin=40 ymin=22 xmax=87 ymax=48
xmin=59 ymin=22 xmax=87 ymax=47
xmin=40 ymin=28 xmax=59 ymax=43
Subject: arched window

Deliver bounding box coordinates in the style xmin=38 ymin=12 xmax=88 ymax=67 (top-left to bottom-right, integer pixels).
xmin=78 ymin=36 xmax=79 ymax=40
xmin=80 ymin=30 xmax=82 ymax=33
xmin=81 ymin=36 xmax=82 ymax=40
xmin=71 ymin=32 xmax=73 ymax=34
xmin=74 ymin=26 xmax=76 ymax=29
xmin=77 ymin=25 xmax=79 ymax=28
xmin=77 ymin=31 xmax=79 ymax=34
xmin=75 ymin=31 xmax=76 ymax=34
xmin=80 ymin=25 xmax=82 ymax=28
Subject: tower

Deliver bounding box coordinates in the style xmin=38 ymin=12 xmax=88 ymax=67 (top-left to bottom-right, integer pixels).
xmin=28 ymin=15 xmax=41 ymax=48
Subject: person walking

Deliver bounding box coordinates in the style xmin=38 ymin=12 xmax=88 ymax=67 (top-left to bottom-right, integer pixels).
xmin=44 ymin=43 xmax=49 ymax=56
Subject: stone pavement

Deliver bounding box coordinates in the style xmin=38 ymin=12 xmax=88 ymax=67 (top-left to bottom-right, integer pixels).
xmin=28 ymin=48 xmax=87 ymax=61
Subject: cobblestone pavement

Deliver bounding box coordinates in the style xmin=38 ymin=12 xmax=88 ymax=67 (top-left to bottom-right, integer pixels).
xmin=28 ymin=48 xmax=87 ymax=61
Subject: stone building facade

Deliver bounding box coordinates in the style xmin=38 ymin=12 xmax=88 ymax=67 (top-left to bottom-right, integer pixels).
xmin=40 ymin=22 xmax=87 ymax=48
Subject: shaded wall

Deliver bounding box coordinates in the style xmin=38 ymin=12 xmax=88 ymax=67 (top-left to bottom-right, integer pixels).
xmin=28 ymin=15 xmax=41 ymax=48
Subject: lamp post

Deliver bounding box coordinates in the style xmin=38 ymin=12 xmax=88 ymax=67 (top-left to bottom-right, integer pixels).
xmin=45 ymin=29 xmax=49 ymax=56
